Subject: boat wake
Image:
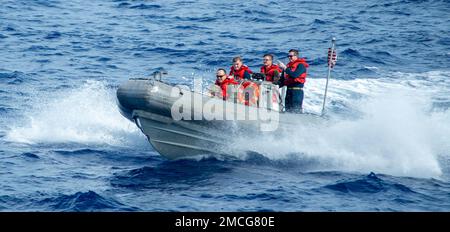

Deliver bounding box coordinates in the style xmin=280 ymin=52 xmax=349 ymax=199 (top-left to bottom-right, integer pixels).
xmin=243 ymin=91 xmax=449 ymax=178
xmin=237 ymin=71 xmax=450 ymax=178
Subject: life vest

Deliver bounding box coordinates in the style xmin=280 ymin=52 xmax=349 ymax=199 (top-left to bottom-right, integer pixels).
xmin=215 ymin=77 xmax=238 ymax=100
xmin=284 ymin=58 xmax=309 ymax=86
xmin=260 ymin=64 xmax=282 ymax=82
xmin=229 ymin=65 xmax=253 ymax=80
xmin=237 ymin=81 xmax=259 ymax=106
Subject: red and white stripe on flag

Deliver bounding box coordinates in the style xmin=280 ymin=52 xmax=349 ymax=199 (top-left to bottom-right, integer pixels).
xmin=327 ymin=48 xmax=337 ymax=68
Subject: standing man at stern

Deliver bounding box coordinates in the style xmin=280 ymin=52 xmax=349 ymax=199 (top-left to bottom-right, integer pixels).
xmin=278 ymin=49 xmax=309 ymax=113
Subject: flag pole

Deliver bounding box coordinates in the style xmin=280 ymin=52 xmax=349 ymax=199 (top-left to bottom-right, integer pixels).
xmin=321 ymin=37 xmax=336 ymax=116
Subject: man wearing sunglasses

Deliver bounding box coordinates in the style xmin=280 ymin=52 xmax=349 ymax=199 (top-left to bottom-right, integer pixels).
xmin=278 ymin=49 xmax=309 ymax=113
xmin=260 ymin=54 xmax=282 ymax=84
xmin=214 ymin=68 xmax=238 ymax=100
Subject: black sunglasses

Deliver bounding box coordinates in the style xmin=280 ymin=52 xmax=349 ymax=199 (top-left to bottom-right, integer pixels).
xmin=216 ymin=75 xmax=225 ymax=78
xmin=287 ymin=55 xmax=295 ymax=58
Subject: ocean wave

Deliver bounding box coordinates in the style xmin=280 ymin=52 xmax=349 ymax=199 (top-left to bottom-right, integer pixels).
xmin=0 ymin=71 xmax=34 ymax=85
xmin=20 ymin=152 xmax=40 ymax=159
xmin=38 ymin=191 xmax=137 ymax=211
xmin=44 ymin=31 xmax=61 ymax=40
xmin=111 ymin=159 xmax=232 ymax=189
xmin=52 ymin=148 xmax=109 ymax=156
xmin=310 ymin=19 xmax=328 ymax=25
xmin=129 ymin=4 xmax=161 ymax=10
xmin=349 ymin=67 xmax=379 ymax=76
xmin=324 ymin=172 xmax=415 ymax=194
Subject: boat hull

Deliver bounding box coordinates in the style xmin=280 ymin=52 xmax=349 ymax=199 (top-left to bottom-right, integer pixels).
xmin=117 ymin=78 xmax=323 ymax=159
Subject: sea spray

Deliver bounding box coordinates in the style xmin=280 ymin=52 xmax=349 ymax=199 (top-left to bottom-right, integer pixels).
xmin=239 ymin=88 xmax=447 ymax=178
xmin=6 ymin=80 xmax=146 ymax=147
xmin=236 ymin=71 xmax=450 ymax=178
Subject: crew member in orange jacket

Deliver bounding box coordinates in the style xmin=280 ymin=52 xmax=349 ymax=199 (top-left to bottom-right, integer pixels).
xmin=214 ymin=68 xmax=238 ymax=100
xmin=279 ymin=49 xmax=309 ymax=113
xmin=260 ymin=53 xmax=282 ymax=83
xmin=229 ymin=56 xmax=252 ymax=80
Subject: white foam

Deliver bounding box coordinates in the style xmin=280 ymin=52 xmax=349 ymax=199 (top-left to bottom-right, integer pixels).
xmin=6 ymin=80 xmax=147 ymax=147
xmin=240 ymin=70 xmax=450 ymax=178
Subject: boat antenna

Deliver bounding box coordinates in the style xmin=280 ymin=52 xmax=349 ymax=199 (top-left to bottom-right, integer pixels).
xmin=321 ymin=37 xmax=337 ymax=116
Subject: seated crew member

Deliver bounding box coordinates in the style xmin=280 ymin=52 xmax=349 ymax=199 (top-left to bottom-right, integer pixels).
xmin=229 ymin=56 xmax=253 ymax=80
xmin=278 ymin=49 xmax=309 ymax=113
xmin=213 ymin=68 xmax=238 ymax=100
xmin=260 ymin=53 xmax=282 ymax=84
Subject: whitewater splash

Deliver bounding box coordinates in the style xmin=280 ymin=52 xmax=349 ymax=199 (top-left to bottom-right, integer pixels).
xmin=241 ymin=70 xmax=450 ymax=178
xmin=6 ymin=80 xmax=146 ymax=147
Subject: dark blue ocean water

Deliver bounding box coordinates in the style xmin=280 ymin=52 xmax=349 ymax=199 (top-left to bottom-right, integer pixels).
xmin=1 ymin=0 xmax=450 ymax=211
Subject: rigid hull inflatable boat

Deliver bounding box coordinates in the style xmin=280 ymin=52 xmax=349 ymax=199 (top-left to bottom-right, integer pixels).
xmin=116 ymin=73 xmax=323 ymax=159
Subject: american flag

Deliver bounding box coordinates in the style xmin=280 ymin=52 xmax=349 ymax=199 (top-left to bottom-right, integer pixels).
xmin=327 ymin=47 xmax=337 ymax=69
